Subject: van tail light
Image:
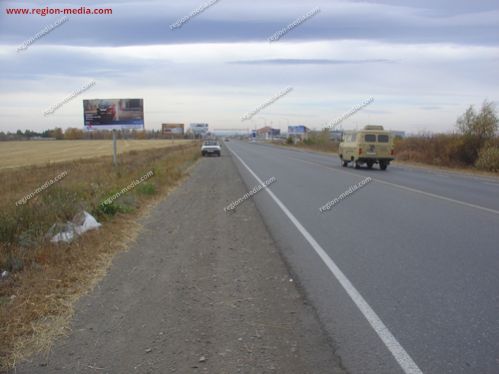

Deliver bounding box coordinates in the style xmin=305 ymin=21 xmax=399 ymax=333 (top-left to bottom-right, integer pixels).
xmin=358 ymin=148 xmax=363 ymax=155
xmin=391 ymin=149 xmax=395 ymax=156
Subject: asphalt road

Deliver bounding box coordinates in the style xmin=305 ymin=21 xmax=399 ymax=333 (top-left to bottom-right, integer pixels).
xmin=224 ymin=140 xmax=499 ymax=374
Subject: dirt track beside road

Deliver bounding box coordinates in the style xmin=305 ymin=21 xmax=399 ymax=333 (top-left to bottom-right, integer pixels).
xmin=15 ymin=149 xmax=345 ymax=373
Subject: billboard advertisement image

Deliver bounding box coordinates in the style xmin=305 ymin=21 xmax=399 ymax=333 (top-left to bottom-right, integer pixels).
xmin=288 ymin=125 xmax=308 ymax=135
xmin=162 ymin=123 xmax=184 ymax=135
xmin=189 ymin=123 xmax=209 ymax=137
xmin=84 ymin=99 xmax=144 ymax=130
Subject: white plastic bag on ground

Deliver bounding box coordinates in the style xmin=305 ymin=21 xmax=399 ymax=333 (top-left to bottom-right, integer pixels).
xmin=72 ymin=211 xmax=101 ymax=235
xmin=49 ymin=211 xmax=101 ymax=243
xmin=50 ymin=227 xmax=75 ymax=243
xmin=48 ymin=222 xmax=76 ymax=243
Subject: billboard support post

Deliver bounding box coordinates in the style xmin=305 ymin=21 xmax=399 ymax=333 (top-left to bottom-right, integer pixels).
xmin=112 ymin=130 xmax=117 ymax=166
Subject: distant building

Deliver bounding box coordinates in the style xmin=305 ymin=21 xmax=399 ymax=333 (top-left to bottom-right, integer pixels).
xmin=330 ymin=129 xmax=343 ymax=141
xmin=391 ymin=130 xmax=406 ymax=138
xmin=288 ymin=125 xmax=310 ymax=141
xmin=257 ymin=126 xmax=280 ymax=139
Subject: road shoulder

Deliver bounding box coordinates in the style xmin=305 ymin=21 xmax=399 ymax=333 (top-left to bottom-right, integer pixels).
xmin=14 ymin=149 xmax=345 ymax=373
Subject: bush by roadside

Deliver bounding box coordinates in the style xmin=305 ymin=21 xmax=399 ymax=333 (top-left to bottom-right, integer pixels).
xmin=475 ymin=144 xmax=499 ymax=172
xmin=394 ymin=133 xmax=467 ymax=167
xmin=395 ymin=101 xmax=498 ymax=173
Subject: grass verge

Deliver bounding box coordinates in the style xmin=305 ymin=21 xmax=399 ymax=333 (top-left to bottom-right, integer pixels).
xmin=0 ymin=142 xmax=201 ymax=370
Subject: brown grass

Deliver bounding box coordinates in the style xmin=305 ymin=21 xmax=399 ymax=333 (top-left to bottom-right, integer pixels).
xmin=0 ymin=142 xmax=201 ymax=370
xmin=394 ymin=134 xmax=467 ymax=167
xmin=0 ymin=139 xmax=194 ymax=170
xmin=395 ymin=134 xmax=499 ymax=174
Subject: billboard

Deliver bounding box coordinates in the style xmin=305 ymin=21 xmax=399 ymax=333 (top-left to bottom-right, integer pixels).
xmin=189 ymin=123 xmax=209 ymax=136
xmin=84 ymin=99 xmax=144 ymax=130
xmin=288 ymin=125 xmax=308 ymax=135
xmin=162 ymin=123 xmax=184 ymax=135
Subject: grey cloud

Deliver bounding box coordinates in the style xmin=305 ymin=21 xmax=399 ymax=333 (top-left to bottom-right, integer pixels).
xmin=230 ymin=59 xmax=395 ymax=65
xmin=1 ymin=0 xmax=498 ymax=47
xmin=420 ymin=106 xmax=443 ymax=110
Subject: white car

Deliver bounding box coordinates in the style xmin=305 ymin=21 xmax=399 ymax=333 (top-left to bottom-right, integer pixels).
xmin=201 ymin=140 xmax=221 ymax=157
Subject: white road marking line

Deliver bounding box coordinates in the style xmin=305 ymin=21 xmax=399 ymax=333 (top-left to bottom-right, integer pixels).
xmin=288 ymin=156 xmax=499 ymax=216
xmin=391 ymin=163 xmax=499 ymax=183
xmin=226 ymin=144 xmax=423 ymax=374
xmin=373 ymin=179 xmax=499 ymax=215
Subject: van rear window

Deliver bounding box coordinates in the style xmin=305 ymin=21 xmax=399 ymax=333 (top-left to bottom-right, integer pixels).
xmin=365 ymin=134 xmax=376 ymax=142
xmin=378 ymin=134 xmax=389 ymax=143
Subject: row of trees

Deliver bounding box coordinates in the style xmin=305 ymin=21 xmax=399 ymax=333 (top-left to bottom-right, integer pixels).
xmin=0 ymin=128 xmax=190 ymax=141
xmin=395 ymin=100 xmax=499 ymax=171
xmin=455 ymin=101 xmax=498 ymax=164
xmin=0 ymin=128 xmax=63 ymax=140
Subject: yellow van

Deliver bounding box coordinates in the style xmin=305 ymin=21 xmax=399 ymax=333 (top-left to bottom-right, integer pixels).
xmin=338 ymin=125 xmax=394 ymax=170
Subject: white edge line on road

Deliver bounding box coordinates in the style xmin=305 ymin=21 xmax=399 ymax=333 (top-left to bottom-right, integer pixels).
xmin=373 ymin=178 xmax=499 ymax=215
xmin=288 ymin=156 xmax=499 ymax=216
xmin=226 ymin=144 xmax=423 ymax=374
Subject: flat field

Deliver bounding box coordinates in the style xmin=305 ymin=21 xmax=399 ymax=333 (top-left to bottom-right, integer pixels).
xmin=0 ymin=140 xmax=194 ymax=169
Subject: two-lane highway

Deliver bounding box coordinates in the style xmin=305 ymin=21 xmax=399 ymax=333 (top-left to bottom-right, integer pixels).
xmin=224 ymin=140 xmax=499 ymax=374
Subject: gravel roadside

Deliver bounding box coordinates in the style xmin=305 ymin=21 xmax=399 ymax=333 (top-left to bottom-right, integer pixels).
xmin=14 ymin=149 xmax=346 ymax=373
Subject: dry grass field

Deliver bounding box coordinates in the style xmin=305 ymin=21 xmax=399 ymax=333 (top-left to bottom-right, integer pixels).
xmin=0 ymin=140 xmax=194 ymax=169
xmin=0 ymin=143 xmax=201 ymax=369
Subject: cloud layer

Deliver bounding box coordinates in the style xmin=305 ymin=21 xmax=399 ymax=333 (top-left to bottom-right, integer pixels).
xmin=0 ymin=0 xmax=498 ymax=133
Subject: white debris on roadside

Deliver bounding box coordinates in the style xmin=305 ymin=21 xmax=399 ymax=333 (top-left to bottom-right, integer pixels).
xmin=48 ymin=211 xmax=101 ymax=243
xmin=72 ymin=211 xmax=101 ymax=235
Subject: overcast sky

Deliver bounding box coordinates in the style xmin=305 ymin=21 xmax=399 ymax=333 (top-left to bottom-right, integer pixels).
xmin=1 ymin=0 xmax=498 ymax=133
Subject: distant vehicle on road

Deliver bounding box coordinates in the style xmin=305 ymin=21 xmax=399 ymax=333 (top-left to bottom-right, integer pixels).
xmin=201 ymin=140 xmax=221 ymax=157
xmin=339 ymin=125 xmax=394 ymax=170
xmin=224 ymin=138 xmax=230 ymax=142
